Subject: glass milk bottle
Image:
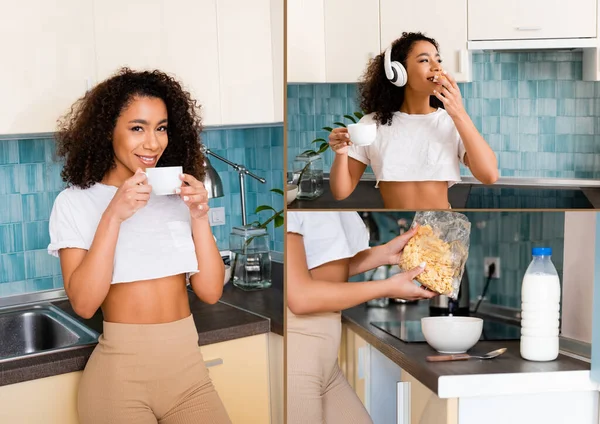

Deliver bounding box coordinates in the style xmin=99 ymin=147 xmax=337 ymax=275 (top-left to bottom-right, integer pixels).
xmin=520 ymin=247 xmax=561 ymax=361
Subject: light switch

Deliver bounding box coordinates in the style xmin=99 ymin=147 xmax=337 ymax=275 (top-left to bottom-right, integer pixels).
xmin=209 ymin=207 xmax=226 ymax=226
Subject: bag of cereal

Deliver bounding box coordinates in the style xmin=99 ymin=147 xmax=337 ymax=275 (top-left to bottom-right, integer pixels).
xmin=399 ymin=211 xmax=471 ymax=299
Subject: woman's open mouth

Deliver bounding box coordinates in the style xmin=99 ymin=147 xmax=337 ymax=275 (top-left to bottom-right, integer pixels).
xmin=135 ymin=155 xmax=158 ymax=166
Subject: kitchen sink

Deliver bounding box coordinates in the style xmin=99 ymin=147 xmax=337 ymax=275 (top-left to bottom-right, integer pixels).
xmin=0 ymin=303 xmax=99 ymax=363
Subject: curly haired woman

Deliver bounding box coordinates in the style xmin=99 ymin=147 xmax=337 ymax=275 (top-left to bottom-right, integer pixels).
xmin=329 ymin=32 xmax=498 ymax=209
xmin=47 ymin=68 xmax=231 ymax=424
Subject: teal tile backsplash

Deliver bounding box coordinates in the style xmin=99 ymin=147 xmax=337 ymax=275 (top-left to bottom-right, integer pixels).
xmin=287 ymin=51 xmax=600 ymax=179
xmin=462 ymin=211 xmax=564 ymax=308
xmin=0 ymin=125 xmax=284 ymax=297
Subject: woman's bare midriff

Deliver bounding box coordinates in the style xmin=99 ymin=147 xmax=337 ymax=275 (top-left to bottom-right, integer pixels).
xmin=288 ymin=258 xmax=349 ymax=320
xmin=310 ymin=258 xmax=350 ymax=284
xmin=378 ymin=181 xmax=450 ymax=209
xmin=101 ymin=274 xmax=191 ymax=324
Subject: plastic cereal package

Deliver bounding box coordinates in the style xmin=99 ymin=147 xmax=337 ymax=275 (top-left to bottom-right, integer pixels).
xmin=399 ymin=212 xmax=471 ymax=299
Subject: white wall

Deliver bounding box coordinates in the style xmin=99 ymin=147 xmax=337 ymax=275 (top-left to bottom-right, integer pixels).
xmin=561 ymin=212 xmax=595 ymax=344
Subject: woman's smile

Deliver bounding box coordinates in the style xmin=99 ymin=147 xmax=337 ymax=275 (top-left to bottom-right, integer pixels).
xmin=134 ymin=154 xmax=158 ymax=167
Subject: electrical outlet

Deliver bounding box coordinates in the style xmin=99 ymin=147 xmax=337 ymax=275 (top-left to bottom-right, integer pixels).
xmin=209 ymin=207 xmax=226 ymax=226
xmin=484 ymin=257 xmax=501 ymax=279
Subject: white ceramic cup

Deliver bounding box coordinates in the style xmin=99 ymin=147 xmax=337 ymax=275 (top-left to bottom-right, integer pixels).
xmin=348 ymin=123 xmax=376 ymax=146
xmin=286 ymin=184 xmax=298 ymax=204
xmin=145 ymin=166 xmax=183 ymax=195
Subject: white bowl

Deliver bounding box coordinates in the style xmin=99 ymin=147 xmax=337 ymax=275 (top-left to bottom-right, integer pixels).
xmin=421 ymin=316 xmax=483 ymax=354
xmin=286 ymin=184 xmax=298 ymax=204
xmin=224 ymin=265 xmax=231 ymax=285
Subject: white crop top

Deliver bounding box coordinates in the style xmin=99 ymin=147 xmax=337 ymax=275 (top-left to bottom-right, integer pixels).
xmin=48 ymin=183 xmax=199 ymax=284
xmin=348 ymin=108 xmax=467 ymax=188
xmin=287 ymin=211 xmax=369 ymax=270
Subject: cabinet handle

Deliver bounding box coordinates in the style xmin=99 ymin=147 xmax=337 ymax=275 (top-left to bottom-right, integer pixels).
xmin=458 ymin=50 xmax=467 ymax=74
xmin=357 ymin=346 xmax=367 ymax=379
xmin=396 ymin=381 xmax=411 ymax=424
xmin=515 ymin=26 xmax=542 ymax=31
xmin=205 ymin=358 xmax=224 ymax=368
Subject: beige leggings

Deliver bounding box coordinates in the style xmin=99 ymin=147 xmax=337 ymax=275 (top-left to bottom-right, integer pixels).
xmin=77 ymin=315 xmax=231 ymax=424
xmin=287 ymin=309 xmax=373 ymax=424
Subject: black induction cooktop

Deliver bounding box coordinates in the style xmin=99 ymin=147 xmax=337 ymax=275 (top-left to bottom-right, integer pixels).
xmin=465 ymin=185 xmax=593 ymax=209
xmin=370 ymin=319 xmax=521 ymax=343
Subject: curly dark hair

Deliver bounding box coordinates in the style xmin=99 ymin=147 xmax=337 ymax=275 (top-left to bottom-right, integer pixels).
xmin=56 ymin=68 xmax=205 ymax=188
xmin=359 ymin=32 xmax=444 ymax=126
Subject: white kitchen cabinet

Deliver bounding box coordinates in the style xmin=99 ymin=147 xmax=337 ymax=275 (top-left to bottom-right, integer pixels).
xmin=0 ymin=333 xmax=272 ymax=424
xmin=468 ymin=0 xmax=597 ymax=41
xmin=368 ymin=345 xmax=403 ymax=423
xmin=287 ymin=0 xmax=380 ymax=83
xmin=341 ymin=324 xmax=457 ymax=424
xmin=365 ymin=346 xmax=458 ymax=424
xmin=93 ymin=0 xmax=163 ymax=82
xmin=216 ymin=0 xmax=276 ymax=125
xmin=95 ymin=0 xmax=279 ymax=126
xmin=340 ymin=324 xmax=369 ymax=404
xmin=93 ymin=0 xmax=223 ymax=126
xmin=324 ymin=0 xmax=381 ymax=83
xmin=0 ymin=371 xmax=82 ymax=424
xmin=380 ymin=0 xmax=471 ymax=83
xmin=401 ymin=370 xmax=458 ymax=424
xmin=0 ymin=0 xmax=96 ymax=135
xmin=287 ymin=0 xmax=327 ymax=83
xmin=162 ymin=0 xmax=223 ymax=126
xmin=271 ymin=0 xmax=284 ymax=123
xmin=269 ymin=333 xmax=284 ymax=424
xmin=1 ymin=0 xmax=280 ymax=135
xmin=201 ymin=333 xmax=271 ymax=424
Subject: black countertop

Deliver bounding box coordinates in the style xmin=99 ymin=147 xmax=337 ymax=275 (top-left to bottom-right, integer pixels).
xmin=288 ymin=180 xmax=600 ymax=210
xmin=0 ymin=261 xmax=283 ymax=387
xmin=342 ymin=302 xmax=590 ymax=396
xmin=220 ymin=260 xmax=284 ymax=336
xmin=287 ymin=181 xmax=472 ymax=210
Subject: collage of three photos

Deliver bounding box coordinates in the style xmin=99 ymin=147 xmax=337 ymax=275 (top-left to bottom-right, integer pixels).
xmin=0 ymin=1 xmax=600 ymax=423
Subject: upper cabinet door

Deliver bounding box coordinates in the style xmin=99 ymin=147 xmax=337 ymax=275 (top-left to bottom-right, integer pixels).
xmin=93 ymin=0 xmax=222 ymax=126
xmin=216 ymin=0 xmax=275 ymax=125
xmin=325 ymin=0 xmax=381 ymax=83
xmin=163 ymin=0 xmax=222 ymax=126
xmin=0 ymin=0 xmax=96 ymax=134
xmin=93 ymin=0 xmax=164 ymax=82
xmin=271 ymin=0 xmax=284 ymax=122
xmin=380 ymin=0 xmax=471 ymax=82
xmin=468 ymin=0 xmax=597 ymax=41
xmin=287 ymin=0 xmax=327 ymax=83
xmin=323 ymin=0 xmax=380 ymax=83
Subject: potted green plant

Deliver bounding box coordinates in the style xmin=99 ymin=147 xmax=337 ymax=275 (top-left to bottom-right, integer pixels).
xmin=292 ymin=111 xmax=364 ymax=199
xmin=250 ymin=188 xmax=284 ymax=229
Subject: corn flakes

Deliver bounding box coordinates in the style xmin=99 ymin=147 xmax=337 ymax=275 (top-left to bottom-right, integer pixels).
xmin=399 ymin=225 xmax=456 ymax=295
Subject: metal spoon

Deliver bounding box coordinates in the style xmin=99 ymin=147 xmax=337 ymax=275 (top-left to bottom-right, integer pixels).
xmin=426 ymin=348 xmax=507 ymax=362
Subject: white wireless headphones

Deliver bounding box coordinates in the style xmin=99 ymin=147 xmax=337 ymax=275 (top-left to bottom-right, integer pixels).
xmin=384 ymin=45 xmax=407 ymax=87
